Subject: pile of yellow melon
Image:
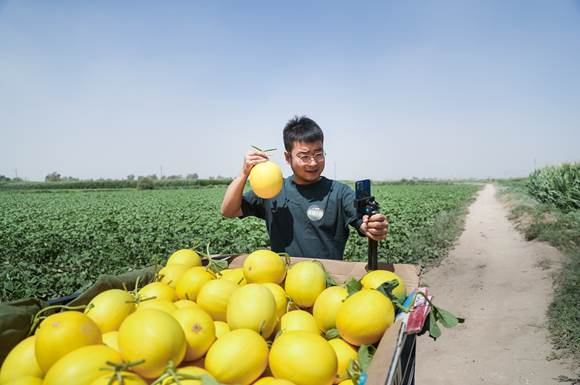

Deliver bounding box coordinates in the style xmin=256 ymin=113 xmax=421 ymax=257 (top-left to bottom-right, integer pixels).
xmin=0 ymin=248 xmax=406 ymax=385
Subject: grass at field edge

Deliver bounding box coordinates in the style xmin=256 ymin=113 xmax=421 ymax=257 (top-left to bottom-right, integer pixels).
xmin=496 ymin=182 xmax=580 ymax=368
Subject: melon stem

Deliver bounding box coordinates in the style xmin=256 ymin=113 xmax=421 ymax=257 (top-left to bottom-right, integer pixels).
xmin=28 ymin=304 xmax=87 ymax=336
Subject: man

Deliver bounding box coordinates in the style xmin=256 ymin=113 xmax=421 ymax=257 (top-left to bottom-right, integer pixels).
xmin=221 ymin=116 xmax=388 ymax=260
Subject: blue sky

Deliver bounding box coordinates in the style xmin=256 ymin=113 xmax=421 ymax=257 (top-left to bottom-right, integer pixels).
xmin=1 ymin=1 xmax=579 ymax=181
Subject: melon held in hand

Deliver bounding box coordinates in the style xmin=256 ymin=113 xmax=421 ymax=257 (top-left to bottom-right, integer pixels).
xmin=250 ymin=161 xmax=283 ymax=199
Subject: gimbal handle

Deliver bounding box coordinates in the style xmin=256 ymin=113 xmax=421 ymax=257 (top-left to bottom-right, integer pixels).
xmin=355 ymin=196 xmax=380 ymax=270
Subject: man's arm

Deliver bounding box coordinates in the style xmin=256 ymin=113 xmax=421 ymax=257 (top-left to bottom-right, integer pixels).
xmin=220 ymin=173 xmax=249 ymax=217
xmin=220 ymin=149 xmax=268 ymax=218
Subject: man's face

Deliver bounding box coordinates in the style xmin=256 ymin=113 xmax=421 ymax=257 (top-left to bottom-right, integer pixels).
xmin=284 ymin=140 xmax=325 ymax=184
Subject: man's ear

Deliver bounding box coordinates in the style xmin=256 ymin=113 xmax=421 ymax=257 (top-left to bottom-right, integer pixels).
xmin=284 ymin=151 xmax=291 ymax=165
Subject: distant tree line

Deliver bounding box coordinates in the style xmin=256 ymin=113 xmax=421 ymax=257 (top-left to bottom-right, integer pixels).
xmin=0 ymin=172 xmax=232 ymax=190
xmin=0 ymin=175 xmax=23 ymax=183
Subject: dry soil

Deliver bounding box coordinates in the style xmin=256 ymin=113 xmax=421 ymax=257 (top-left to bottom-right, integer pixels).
xmin=415 ymin=184 xmax=576 ymax=384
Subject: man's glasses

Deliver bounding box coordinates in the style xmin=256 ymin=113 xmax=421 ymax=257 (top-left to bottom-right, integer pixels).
xmin=294 ymin=152 xmax=326 ymax=164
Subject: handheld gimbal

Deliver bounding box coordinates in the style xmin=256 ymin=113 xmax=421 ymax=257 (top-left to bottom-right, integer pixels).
xmin=354 ymin=179 xmax=381 ymax=270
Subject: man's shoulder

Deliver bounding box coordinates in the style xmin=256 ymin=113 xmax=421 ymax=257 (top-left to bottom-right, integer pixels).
xmin=326 ymin=178 xmax=354 ymax=195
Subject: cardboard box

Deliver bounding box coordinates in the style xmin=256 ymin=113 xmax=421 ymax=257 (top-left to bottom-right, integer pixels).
xmin=228 ymin=254 xmax=421 ymax=385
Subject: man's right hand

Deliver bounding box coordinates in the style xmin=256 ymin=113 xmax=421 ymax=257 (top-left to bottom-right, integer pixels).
xmin=242 ymin=149 xmax=269 ymax=177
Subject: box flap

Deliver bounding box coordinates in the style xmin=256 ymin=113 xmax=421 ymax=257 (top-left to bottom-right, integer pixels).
xmin=365 ymin=319 xmax=404 ymax=385
xmin=226 ymin=255 xmax=420 ymax=295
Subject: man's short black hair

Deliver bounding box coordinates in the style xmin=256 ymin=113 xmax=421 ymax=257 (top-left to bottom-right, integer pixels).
xmin=283 ymin=116 xmax=324 ymax=152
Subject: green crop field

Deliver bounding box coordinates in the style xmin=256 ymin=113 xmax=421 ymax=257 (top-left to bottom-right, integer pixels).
xmin=0 ymin=183 xmax=479 ymax=302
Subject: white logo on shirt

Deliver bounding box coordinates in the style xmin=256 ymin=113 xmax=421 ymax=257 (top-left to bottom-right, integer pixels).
xmin=307 ymin=205 xmax=324 ymax=221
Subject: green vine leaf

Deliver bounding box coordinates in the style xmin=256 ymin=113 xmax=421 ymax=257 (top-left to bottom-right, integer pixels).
xmin=347 ymin=345 xmax=375 ymax=384
xmin=428 ymin=311 xmax=442 ymax=339
xmin=357 ymin=344 xmax=374 ymax=372
xmin=345 ymin=277 xmax=362 ymax=296
xmin=324 ymin=328 xmax=340 ymax=340
xmin=376 ymin=279 xmax=399 ymax=301
xmin=435 ymin=307 xmax=463 ymax=328
xmin=415 ymin=291 xmax=464 ymax=340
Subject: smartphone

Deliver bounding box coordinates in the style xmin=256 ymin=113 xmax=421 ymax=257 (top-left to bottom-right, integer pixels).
xmin=355 ymin=179 xmax=371 ymax=200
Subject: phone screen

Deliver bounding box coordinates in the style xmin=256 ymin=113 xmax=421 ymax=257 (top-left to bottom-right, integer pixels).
xmin=355 ymin=179 xmax=371 ymax=200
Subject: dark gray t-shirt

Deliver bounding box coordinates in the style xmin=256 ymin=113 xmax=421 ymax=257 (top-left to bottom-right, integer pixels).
xmin=240 ymin=176 xmax=363 ymax=260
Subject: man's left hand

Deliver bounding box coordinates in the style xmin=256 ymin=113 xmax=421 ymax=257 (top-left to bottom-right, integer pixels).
xmin=360 ymin=214 xmax=388 ymax=241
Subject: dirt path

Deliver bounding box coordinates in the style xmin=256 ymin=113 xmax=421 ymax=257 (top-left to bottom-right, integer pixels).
xmin=415 ymin=184 xmax=575 ymax=384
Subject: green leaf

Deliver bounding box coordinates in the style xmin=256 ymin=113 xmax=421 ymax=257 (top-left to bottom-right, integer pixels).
xmin=347 ymin=359 xmax=360 ymax=383
xmin=434 ymin=306 xmax=461 ymax=328
xmin=357 ymin=345 xmax=375 ymax=372
xmin=428 ymin=311 xmax=441 ymax=339
xmin=345 ymin=277 xmax=362 ymax=296
xmin=376 ymin=279 xmax=399 ymax=301
xmin=324 ymin=328 xmax=340 ymax=340
xmin=325 ymin=274 xmax=337 ymax=287
xmin=207 ymin=258 xmax=228 ymax=275
xmin=215 ymin=259 xmax=229 ymax=270
xmin=346 ymin=346 xmax=375 ymax=385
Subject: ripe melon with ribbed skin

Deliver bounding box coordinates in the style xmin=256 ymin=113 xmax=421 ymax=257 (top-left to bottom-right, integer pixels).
xmin=85 ymin=289 xmax=136 ymax=333
xmin=280 ymin=310 xmax=319 ymax=334
xmin=254 ymin=378 xmax=297 ymax=385
xmin=205 ymin=329 xmax=269 ymax=385
xmin=243 ymin=249 xmax=287 ymax=284
xmin=360 ymin=270 xmax=407 ymax=301
xmin=0 ymin=336 xmax=43 ymax=383
xmin=328 ymin=338 xmax=357 ymax=384
xmin=335 ymin=289 xmax=394 ymax=346
xmin=118 ymin=309 xmax=186 ymax=379
xmin=313 ymin=286 xmax=348 ymax=332
xmin=138 ymin=282 xmax=176 ymax=302
xmin=35 ymin=311 xmax=102 ymax=373
xmin=249 ymin=161 xmax=283 ymax=199
xmin=136 ymin=298 xmax=177 ymax=314
xmin=196 ymin=279 xmax=238 ymax=321
xmin=173 ymin=307 xmax=216 ymax=361
xmin=253 ymin=377 xmax=276 ymax=385
xmin=43 ymin=345 xmax=123 ymax=385
xmin=174 ymin=299 xmax=201 ymax=310
xmin=219 ymin=268 xmax=246 ymax=285
xmin=158 ymin=264 xmax=189 ymax=288
xmin=227 ymin=284 xmax=277 ymax=338
xmin=3 ymin=377 xmax=43 ymax=385
xmin=285 ymin=261 xmax=326 ymax=308
xmin=269 ymin=331 xmax=337 ymax=385
xmin=262 ymin=283 xmax=288 ymax=321
xmin=175 ymin=267 xmax=214 ymax=301
xmin=167 ymin=249 xmax=202 ymax=268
